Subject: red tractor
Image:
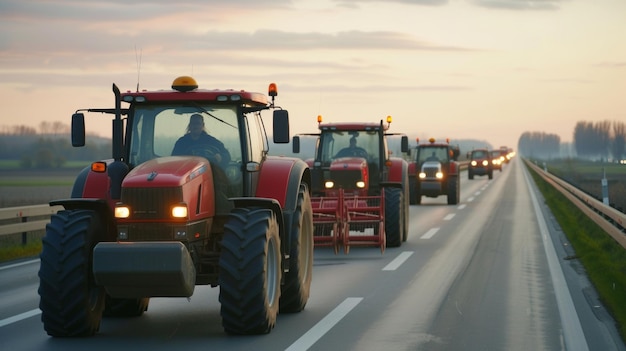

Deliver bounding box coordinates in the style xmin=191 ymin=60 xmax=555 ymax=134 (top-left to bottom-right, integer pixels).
xmin=408 ymin=138 xmax=461 ymax=205
xmin=293 ymin=116 xmax=409 ymax=253
xmin=37 ymin=76 xmax=314 ymax=336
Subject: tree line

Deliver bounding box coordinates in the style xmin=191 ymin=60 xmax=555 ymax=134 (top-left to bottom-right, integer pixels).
xmin=0 ymin=122 xmax=110 ymax=169
xmin=519 ymin=120 xmax=626 ymax=161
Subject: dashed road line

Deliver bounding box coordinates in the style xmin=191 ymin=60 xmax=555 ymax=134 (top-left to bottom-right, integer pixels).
xmin=0 ymin=309 xmax=41 ymax=328
xmin=285 ymin=297 xmax=363 ymax=351
xmin=444 ymin=214 xmax=455 ymax=221
xmin=420 ymin=227 xmax=440 ymax=240
xmin=382 ymin=251 xmax=414 ymax=271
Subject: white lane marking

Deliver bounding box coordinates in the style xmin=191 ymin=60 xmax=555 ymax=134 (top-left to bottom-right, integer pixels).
xmin=467 ymin=197 xmax=475 ymax=202
xmin=474 ymin=191 xmax=481 ymax=196
xmin=0 ymin=309 xmax=41 ymax=328
xmin=285 ymin=297 xmax=363 ymax=351
xmin=420 ymin=227 xmax=440 ymax=240
xmin=382 ymin=251 xmax=414 ymax=271
xmin=444 ymin=214 xmax=455 ymax=221
xmin=457 ymin=204 xmax=466 ymax=210
xmin=523 ymin=167 xmax=589 ymax=351
xmin=0 ymin=259 xmax=39 ymax=271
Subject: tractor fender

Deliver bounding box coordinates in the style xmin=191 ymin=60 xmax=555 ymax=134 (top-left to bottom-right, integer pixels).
xmin=49 ymin=198 xmax=118 ymax=242
xmin=448 ymin=161 xmax=459 ymax=176
xmin=387 ymin=157 xmax=409 ymax=185
xmin=254 ymin=156 xmax=311 ymax=264
xmin=70 ymin=159 xmax=121 ymax=209
xmin=256 ymin=156 xmax=311 ymax=211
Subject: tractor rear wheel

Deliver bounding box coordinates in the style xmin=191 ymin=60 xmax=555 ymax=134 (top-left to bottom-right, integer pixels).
xmin=280 ymin=184 xmax=313 ymax=313
xmin=38 ymin=210 xmax=105 ymax=337
xmin=219 ymin=208 xmax=281 ymax=334
xmin=384 ymin=187 xmax=403 ymax=247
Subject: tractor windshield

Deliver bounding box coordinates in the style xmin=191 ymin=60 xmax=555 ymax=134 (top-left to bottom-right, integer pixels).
xmin=318 ymin=130 xmax=379 ymax=164
xmin=417 ymin=146 xmax=449 ymax=165
xmin=128 ymin=104 xmax=241 ymax=168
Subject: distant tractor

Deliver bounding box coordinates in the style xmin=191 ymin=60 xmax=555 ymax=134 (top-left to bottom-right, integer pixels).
xmin=293 ymin=116 xmax=409 ymax=253
xmin=409 ymin=138 xmax=460 ymax=205
xmin=468 ymin=148 xmax=493 ymax=179
xmin=37 ymin=76 xmax=314 ymax=337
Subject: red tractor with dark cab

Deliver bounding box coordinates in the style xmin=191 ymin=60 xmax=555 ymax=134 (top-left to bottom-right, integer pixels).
xmin=37 ymin=76 xmax=314 ymax=336
xmin=409 ymin=138 xmax=460 ymax=205
xmin=293 ymin=116 xmax=409 ymax=253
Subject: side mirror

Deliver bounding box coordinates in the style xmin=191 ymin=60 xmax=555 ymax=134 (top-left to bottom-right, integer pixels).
xmin=292 ymin=136 xmax=301 ymax=154
xmin=273 ymin=110 xmax=290 ymax=144
xmin=400 ymin=136 xmax=409 ymax=153
xmin=71 ymin=113 xmax=86 ymax=147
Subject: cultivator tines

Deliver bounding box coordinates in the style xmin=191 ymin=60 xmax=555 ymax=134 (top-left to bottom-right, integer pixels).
xmin=343 ymin=193 xmax=385 ymax=253
xmin=311 ymin=192 xmax=344 ymax=254
xmin=312 ymin=189 xmax=385 ymax=254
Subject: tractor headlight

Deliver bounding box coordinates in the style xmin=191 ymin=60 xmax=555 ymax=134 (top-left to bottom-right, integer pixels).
xmin=471 ymin=160 xmax=477 ymax=166
xmin=356 ymin=181 xmax=365 ymax=188
xmin=324 ymin=181 xmax=335 ymax=189
xmin=418 ymin=172 xmax=426 ymax=179
xmin=114 ymin=205 xmax=130 ymax=219
xmin=482 ymin=160 xmax=489 ymax=166
xmin=172 ymin=204 xmax=188 ymax=218
xmin=436 ymin=172 xmax=443 ymax=179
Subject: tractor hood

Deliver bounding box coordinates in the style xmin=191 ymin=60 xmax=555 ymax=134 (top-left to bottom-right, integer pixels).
xmin=123 ymin=156 xmax=211 ymax=188
xmin=329 ymin=157 xmax=368 ymax=172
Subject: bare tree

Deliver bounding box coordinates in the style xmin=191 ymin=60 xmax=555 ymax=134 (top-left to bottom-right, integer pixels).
xmin=613 ymin=121 xmax=626 ymax=162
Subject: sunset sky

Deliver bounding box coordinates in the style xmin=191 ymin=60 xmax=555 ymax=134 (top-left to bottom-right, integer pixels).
xmin=1 ymin=0 xmax=625 ymax=149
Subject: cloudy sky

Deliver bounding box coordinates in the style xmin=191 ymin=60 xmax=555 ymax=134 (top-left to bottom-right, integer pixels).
xmin=1 ymin=0 xmax=625 ymax=149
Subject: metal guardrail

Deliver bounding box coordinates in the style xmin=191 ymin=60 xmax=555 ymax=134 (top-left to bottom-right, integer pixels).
xmin=524 ymin=158 xmax=626 ymax=248
xmin=0 ymin=204 xmax=62 ymax=244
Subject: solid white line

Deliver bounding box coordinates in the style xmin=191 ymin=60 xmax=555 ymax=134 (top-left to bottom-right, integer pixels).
xmin=0 ymin=309 xmax=41 ymax=328
xmin=523 ymin=167 xmax=589 ymax=351
xmin=285 ymin=297 xmax=363 ymax=351
xmin=420 ymin=227 xmax=440 ymax=240
xmin=444 ymin=214 xmax=455 ymax=221
xmin=457 ymin=204 xmax=466 ymax=210
xmin=382 ymin=251 xmax=414 ymax=271
xmin=0 ymin=259 xmax=39 ymax=271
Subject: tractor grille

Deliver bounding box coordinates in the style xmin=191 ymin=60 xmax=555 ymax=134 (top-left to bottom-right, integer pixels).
xmin=121 ymin=187 xmax=183 ymax=220
xmin=329 ymin=170 xmax=364 ymax=190
xmin=423 ymin=167 xmax=439 ymax=179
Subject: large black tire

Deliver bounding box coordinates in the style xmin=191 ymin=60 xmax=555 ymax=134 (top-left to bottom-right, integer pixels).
xmin=447 ymin=176 xmax=460 ymax=205
xmin=415 ymin=181 xmax=422 ymax=205
xmin=488 ymin=170 xmax=493 ymax=180
xmin=38 ymin=210 xmax=105 ymax=337
xmin=402 ymin=178 xmax=409 ymax=242
xmin=280 ymin=184 xmax=313 ymax=313
xmin=468 ymin=169 xmax=474 ymax=180
xmin=103 ymin=296 xmax=149 ymax=317
xmin=384 ymin=187 xmax=403 ymax=247
xmin=219 ymin=208 xmax=281 ymax=334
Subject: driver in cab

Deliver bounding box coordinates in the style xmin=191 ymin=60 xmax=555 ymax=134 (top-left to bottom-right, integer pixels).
xmin=172 ymin=113 xmax=231 ymax=166
xmin=335 ymin=137 xmax=368 ymax=158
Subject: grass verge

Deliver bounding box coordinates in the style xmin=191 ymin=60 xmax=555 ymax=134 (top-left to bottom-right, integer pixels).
xmin=527 ymin=164 xmax=626 ymax=341
xmin=0 ymin=241 xmax=41 ymax=263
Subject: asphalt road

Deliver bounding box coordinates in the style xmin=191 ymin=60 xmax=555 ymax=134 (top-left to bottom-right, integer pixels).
xmin=1 ymin=158 xmax=624 ymax=351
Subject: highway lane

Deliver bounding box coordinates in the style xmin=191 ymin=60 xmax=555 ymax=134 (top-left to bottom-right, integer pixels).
xmin=1 ymin=158 xmax=625 ymax=350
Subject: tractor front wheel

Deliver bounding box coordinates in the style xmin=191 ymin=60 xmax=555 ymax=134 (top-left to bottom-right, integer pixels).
xmin=219 ymin=208 xmax=281 ymax=334
xmin=38 ymin=210 xmax=105 ymax=337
